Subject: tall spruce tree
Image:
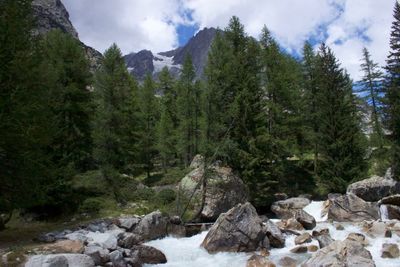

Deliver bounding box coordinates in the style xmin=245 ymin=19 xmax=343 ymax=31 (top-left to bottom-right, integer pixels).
xmin=316 ymin=44 xmax=366 ymax=193
xmin=93 ymin=44 xmax=132 ymax=199
xmin=357 ymin=47 xmax=385 ymax=148
xmin=139 ymin=74 xmax=158 ymax=178
xmin=41 ymin=30 xmax=93 ymax=172
xmin=385 ymin=2 xmax=400 ymax=179
xmin=0 ymin=0 xmax=55 ymax=221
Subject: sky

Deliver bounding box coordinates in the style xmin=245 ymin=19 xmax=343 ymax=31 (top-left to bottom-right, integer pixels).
xmin=63 ymin=0 xmax=396 ymax=81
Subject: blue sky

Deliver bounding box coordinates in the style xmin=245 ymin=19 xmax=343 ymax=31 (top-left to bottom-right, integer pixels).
xmin=64 ymin=0 xmax=395 ymax=80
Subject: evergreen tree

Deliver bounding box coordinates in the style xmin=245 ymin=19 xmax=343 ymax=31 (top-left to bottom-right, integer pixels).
xmin=357 ymin=47 xmax=385 ymax=148
xmin=139 ymin=74 xmax=158 ymax=178
xmin=93 ymin=44 xmax=132 ymax=199
xmin=385 ymin=2 xmax=400 ymax=179
xmin=176 ymin=55 xmax=199 ymax=166
xmin=316 ymin=44 xmax=366 ymax=193
xmin=156 ymin=67 xmax=177 ymax=171
xmin=41 ymin=30 xmax=93 ymax=172
xmin=0 ymin=0 xmax=55 ymax=219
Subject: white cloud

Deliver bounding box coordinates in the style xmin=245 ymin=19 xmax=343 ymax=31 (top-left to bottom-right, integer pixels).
xmin=64 ymin=0 xmax=395 ymax=80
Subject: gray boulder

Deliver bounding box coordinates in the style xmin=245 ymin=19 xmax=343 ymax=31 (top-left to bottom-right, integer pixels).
xmin=302 ymin=240 xmax=375 ymax=267
xmin=294 ymin=210 xmax=316 ymax=230
xmin=270 ymin=197 xmax=310 ymax=219
xmin=347 ymin=174 xmax=400 ymax=202
xmin=132 ymin=245 xmax=167 ymax=264
xmin=264 ymin=220 xmax=285 ymax=248
xmin=327 ymin=193 xmax=380 ymax=222
xmin=179 ymin=162 xmax=248 ymax=221
xmin=118 ymin=217 xmax=140 ymax=231
xmin=201 ymin=202 xmax=268 ymax=253
xmin=312 ymin=229 xmax=333 ymax=248
xmin=381 ymin=243 xmax=400 ymax=258
xmin=25 ymin=254 xmax=94 ymax=267
xmin=118 ymin=232 xmax=142 ymax=248
xmin=133 ymin=211 xmax=167 ymax=241
xmin=84 ymin=245 xmax=109 ymax=265
xmin=109 ymin=250 xmax=127 ymax=267
xmin=86 ymin=232 xmax=118 ymax=250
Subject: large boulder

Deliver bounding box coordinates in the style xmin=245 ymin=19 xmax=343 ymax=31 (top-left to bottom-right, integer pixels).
xmin=132 ymin=245 xmax=167 ymax=264
xmin=179 ymin=160 xmax=248 ymax=221
xmin=302 ymin=240 xmax=375 ymax=267
xmin=25 ymin=254 xmax=94 ymax=267
xmin=86 ymin=232 xmax=118 ymax=250
xmin=270 ymin=197 xmax=310 ymax=219
xmin=327 ymin=193 xmax=380 ymax=222
xmin=294 ymin=210 xmax=316 ymax=230
xmin=84 ymin=245 xmax=110 ymax=266
xmin=133 ymin=211 xmax=168 ymax=241
xmin=39 ymin=240 xmax=84 ymax=254
xmin=381 ymin=243 xmax=400 ymax=258
xmin=264 ymin=220 xmax=285 ymax=248
xmin=246 ymin=255 xmax=276 ymax=267
xmin=347 ymin=173 xmax=400 ymax=202
xmin=201 ymin=202 xmax=268 ymax=253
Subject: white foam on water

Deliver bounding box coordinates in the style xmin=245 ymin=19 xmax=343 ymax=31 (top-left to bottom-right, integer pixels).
xmin=144 ymin=231 xmax=248 ymax=267
xmin=380 ymin=204 xmax=389 ymax=221
xmin=303 ymin=201 xmax=327 ymax=222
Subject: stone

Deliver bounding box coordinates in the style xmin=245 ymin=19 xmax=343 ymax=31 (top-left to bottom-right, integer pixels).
xmin=246 ymin=254 xmax=275 ymax=267
xmin=264 ymin=220 xmax=285 ymax=248
xmin=347 ymin=174 xmax=400 ymax=202
xmin=190 ymin=154 xmax=204 ymax=168
xmin=294 ymin=233 xmax=312 ymax=245
xmin=379 ymin=194 xmax=400 ymax=206
xmin=25 ymin=254 xmax=94 ymax=267
xmin=118 ymin=232 xmax=142 ymax=248
xmin=327 ymin=193 xmax=380 ymax=222
xmin=382 ymin=243 xmax=400 ymax=258
xmin=179 ymin=163 xmax=249 ymax=221
xmin=312 ymin=229 xmax=334 ymax=248
xmin=294 ymin=210 xmax=316 ymax=230
xmin=277 ymin=218 xmax=304 ymax=231
xmin=385 ymin=229 xmax=392 ymax=238
xmin=65 ymin=231 xmax=89 ymax=243
xmin=109 ymin=250 xmax=127 ymax=267
xmin=270 ymin=197 xmax=310 ymax=219
xmin=346 ymin=232 xmax=368 ymax=246
xmin=383 ymin=204 xmax=400 ymax=220
xmin=40 ymin=240 xmax=84 ymax=254
xmin=302 ymin=240 xmax=375 ymax=267
xmin=133 ymin=211 xmax=168 ymax=241
xmin=278 ymin=256 xmax=297 ymax=267
xmin=298 ymin=194 xmax=312 ymax=200
xmin=335 ymin=223 xmax=345 ymax=230
xmin=308 ymin=245 xmax=319 ymax=252
xmin=132 ymin=245 xmax=167 ymax=264
xmin=167 ymin=223 xmax=186 ymax=237
xmin=118 ymin=217 xmax=140 ymax=231
xmin=84 ymin=245 xmax=110 ymax=265
xmin=274 ymin=193 xmax=288 ymax=201
xmin=201 ymin=202 xmax=267 ymax=253
xmin=86 ymin=232 xmax=118 ymax=250
xmin=290 ymin=246 xmax=308 ymax=253
xmin=362 ymin=221 xmax=387 ymax=237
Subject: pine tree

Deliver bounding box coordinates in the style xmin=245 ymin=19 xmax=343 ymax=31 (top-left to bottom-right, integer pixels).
xmin=357 ymin=47 xmax=385 ymax=148
xmin=139 ymin=74 xmax=158 ymax=178
xmin=316 ymin=44 xmax=366 ymax=193
xmin=41 ymin=30 xmax=93 ymax=172
xmin=0 ymin=0 xmax=55 ymax=219
xmin=156 ymin=67 xmax=177 ymax=171
xmin=93 ymin=44 xmax=132 ymax=199
xmin=176 ymin=55 xmax=198 ymax=166
xmin=385 ymin=2 xmax=400 ymax=179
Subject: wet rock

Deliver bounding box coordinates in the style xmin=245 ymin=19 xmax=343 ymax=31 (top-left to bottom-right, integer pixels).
xmin=362 ymin=221 xmax=387 ymax=237
xmin=327 ymin=193 xmax=380 ymax=222
xmin=118 ymin=217 xmax=140 ymax=231
xmin=132 ymin=245 xmax=167 ymax=264
xmin=40 ymin=240 xmax=84 ymax=254
xmin=167 ymin=223 xmax=186 ymax=237
xmin=246 ymin=254 xmax=275 ymax=267
xmin=179 ymin=162 xmax=248 ymax=221
xmin=381 ymin=243 xmax=400 ymax=258
xmin=290 ymin=246 xmax=308 ymax=253
xmin=346 ymin=233 xmax=368 ymax=246
xmin=118 ymin=232 xmax=142 ymax=248
xmin=109 ymin=250 xmax=127 ymax=267
xmin=133 ymin=211 xmax=168 ymax=241
xmin=335 ymin=223 xmax=345 ymax=230
xmin=277 ymin=218 xmax=304 ymax=231
xmin=295 ymin=233 xmax=312 ymax=245
xmin=312 ymin=229 xmax=334 ymax=248
xmin=383 ymin=204 xmax=400 ymax=220
xmin=347 ymin=174 xmax=400 ymax=202
xmin=84 ymin=245 xmax=109 ymax=265
xmin=294 ymin=210 xmax=316 ymax=230
xmin=264 ymin=220 xmax=285 ymax=248
xmin=308 ymin=245 xmax=319 ymax=252
xmin=201 ymin=202 xmax=267 ymax=253
xmin=385 ymin=229 xmax=392 ymax=238
xmin=278 ymin=256 xmax=297 ymax=267
xmin=270 ymin=197 xmax=310 ymax=219
xmin=25 ymin=254 xmax=94 ymax=267
xmin=302 ymin=240 xmax=375 ymax=267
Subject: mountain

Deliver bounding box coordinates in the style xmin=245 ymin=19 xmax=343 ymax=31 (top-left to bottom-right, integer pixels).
xmin=32 ymin=0 xmax=103 ymax=71
xmin=124 ymin=27 xmax=218 ymax=80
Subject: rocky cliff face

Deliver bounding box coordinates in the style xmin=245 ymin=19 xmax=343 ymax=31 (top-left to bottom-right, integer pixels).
xmin=124 ymin=27 xmax=218 ymax=80
xmin=31 ymin=0 xmax=102 ymax=71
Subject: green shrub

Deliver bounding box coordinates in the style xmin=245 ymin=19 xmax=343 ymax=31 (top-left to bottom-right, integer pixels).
xmin=156 ymin=189 xmax=176 ymax=205
xmin=131 ymin=187 xmax=156 ymax=201
xmin=79 ymin=198 xmax=104 ymax=214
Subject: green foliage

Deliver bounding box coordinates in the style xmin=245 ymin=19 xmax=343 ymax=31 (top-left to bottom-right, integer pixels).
xmin=79 ymin=198 xmax=104 ymax=214
xmin=385 ymin=2 xmax=400 ymax=179
xmin=156 ymin=189 xmax=177 ymax=205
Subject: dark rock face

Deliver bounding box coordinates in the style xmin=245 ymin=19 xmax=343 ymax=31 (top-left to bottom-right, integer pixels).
xmin=201 ymin=202 xmax=268 ymax=253
xmin=327 ymin=193 xmax=380 ymax=222
xmin=124 ymin=50 xmax=155 ymax=80
xmin=31 ymin=0 xmax=102 ymax=71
